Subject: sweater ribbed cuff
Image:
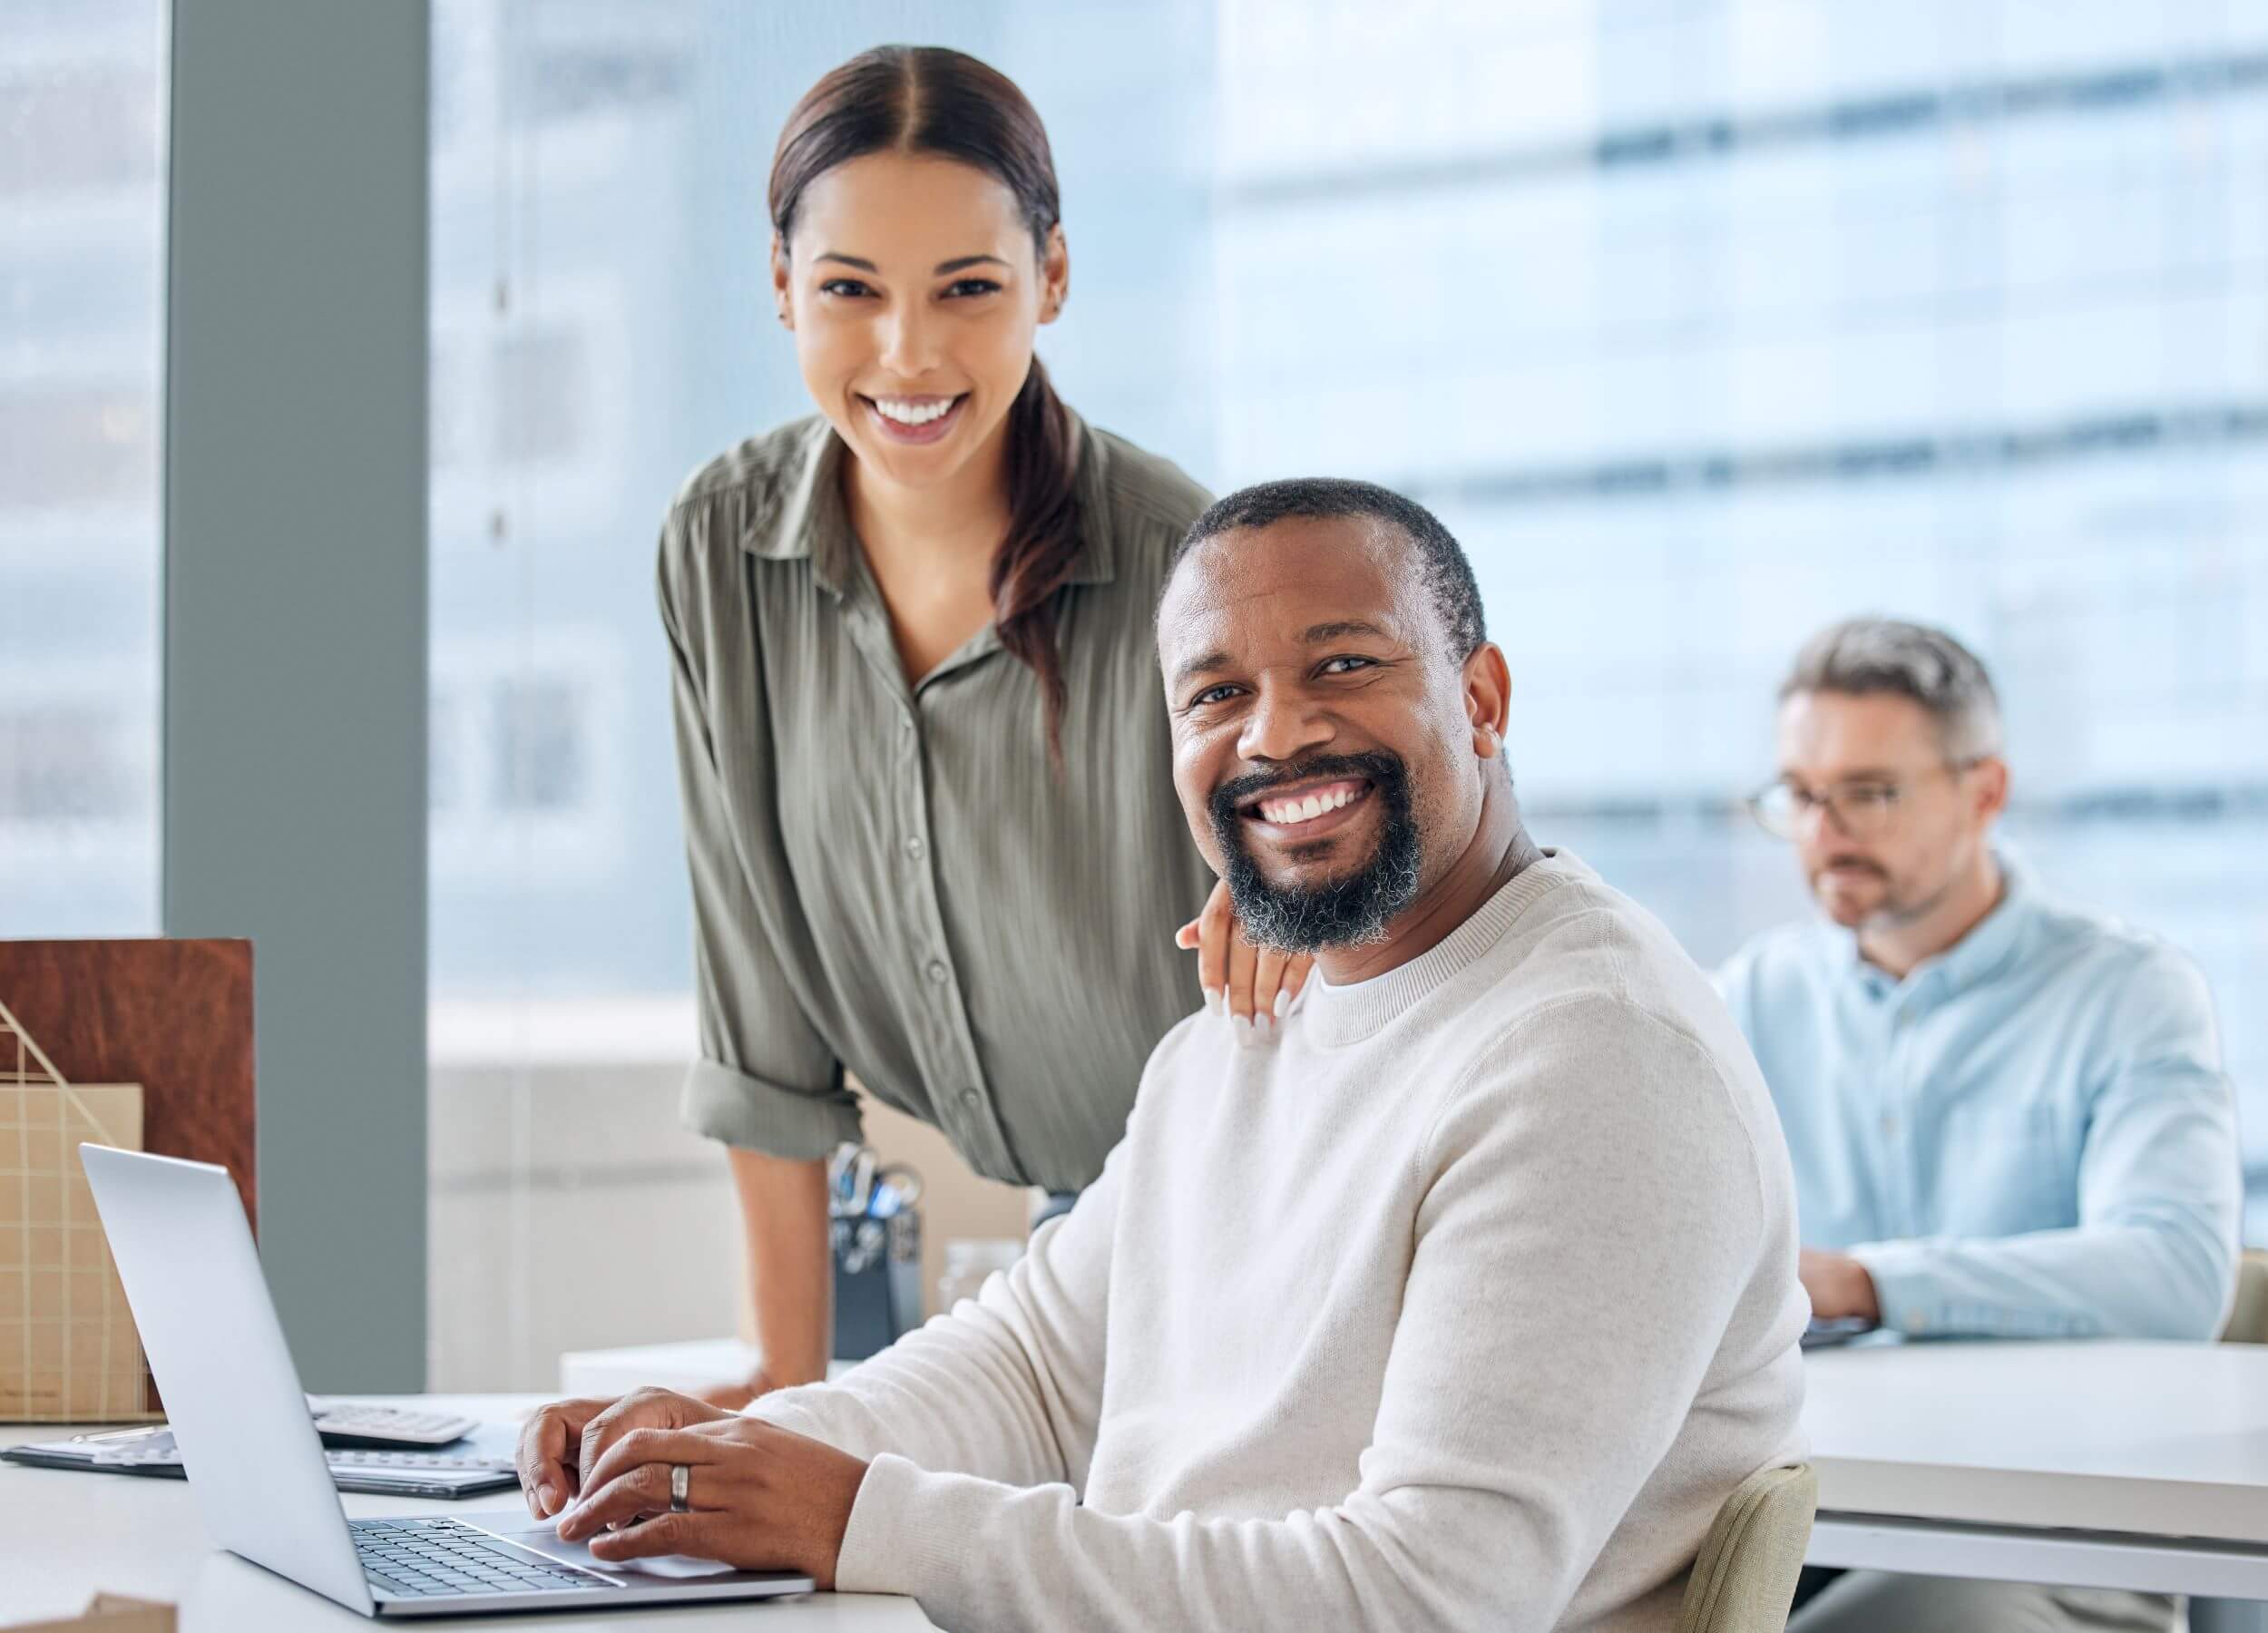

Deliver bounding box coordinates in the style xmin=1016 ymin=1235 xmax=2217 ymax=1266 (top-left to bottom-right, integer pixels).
xmin=835 ymin=1452 xmax=956 ymax=1599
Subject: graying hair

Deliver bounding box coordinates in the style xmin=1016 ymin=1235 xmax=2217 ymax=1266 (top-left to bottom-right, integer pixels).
xmin=1779 ymin=618 xmax=2004 ymax=760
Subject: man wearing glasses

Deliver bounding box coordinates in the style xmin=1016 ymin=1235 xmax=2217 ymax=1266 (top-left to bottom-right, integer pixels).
xmin=1718 ymin=619 xmax=2241 ymax=1632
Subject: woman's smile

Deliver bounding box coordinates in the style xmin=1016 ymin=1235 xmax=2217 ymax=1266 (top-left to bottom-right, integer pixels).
xmin=859 ymin=390 xmax=970 ymax=445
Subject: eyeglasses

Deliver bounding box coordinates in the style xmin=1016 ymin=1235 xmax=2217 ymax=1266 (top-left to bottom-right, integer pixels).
xmin=1746 ymin=760 xmax=1980 ymax=842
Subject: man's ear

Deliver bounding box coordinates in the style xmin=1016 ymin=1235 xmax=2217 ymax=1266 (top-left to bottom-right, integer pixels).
xmin=1464 ymin=642 xmax=1513 ymax=759
xmin=1039 ymin=223 xmax=1070 ymax=325
xmin=1971 ymin=755 xmax=2010 ymax=824
xmin=769 ymin=232 xmax=794 ymax=329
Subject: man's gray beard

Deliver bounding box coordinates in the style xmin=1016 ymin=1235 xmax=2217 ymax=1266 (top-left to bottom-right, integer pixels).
xmin=1218 ymin=807 xmax=1423 ymax=954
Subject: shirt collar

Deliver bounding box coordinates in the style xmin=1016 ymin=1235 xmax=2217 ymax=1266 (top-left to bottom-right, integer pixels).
xmin=1842 ymin=850 xmax=2033 ymax=1000
xmin=738 ymin=407 xmax=1119 ymax=598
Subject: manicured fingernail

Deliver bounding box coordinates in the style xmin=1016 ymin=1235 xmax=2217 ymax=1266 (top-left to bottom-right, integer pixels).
xmin=536 ymin=1482 xmax=559 ymax=1514
xmin=1205 ymin=989 xmax=1223 ymax=1017
xmin=1273 ymin=989 xmax=1292 ymax=1020
xmin=1254 ymin=1013 xmax=1273 ymax=1044
xmin=1232 ymin=1015 xmax=1254 ymax=1047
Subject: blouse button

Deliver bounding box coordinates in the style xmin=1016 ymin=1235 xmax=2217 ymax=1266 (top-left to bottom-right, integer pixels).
xmin=906 ymin=836 xmax=926 ymax=861
xmin=925 ymin=959 xmax=950 ymax=985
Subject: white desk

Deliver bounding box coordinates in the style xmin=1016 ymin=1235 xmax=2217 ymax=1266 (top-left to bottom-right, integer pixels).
xmin=0 ymin=1395 xmax=936 ymax=1630
xmin=14 ymin=1348 xmax=2267 ymax=1619
xmin=565 ymin=1331 xmax=2268 ymax=1604
xmin=1804 ymin=1340 xmax=2268 ymax=1599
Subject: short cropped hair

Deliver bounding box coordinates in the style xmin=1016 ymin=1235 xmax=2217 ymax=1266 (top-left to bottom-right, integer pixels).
xmin=1167 ymin=478 xmax=1487 ymax=660
xmin=1781 ymin=617 xmax=2003 ymax=760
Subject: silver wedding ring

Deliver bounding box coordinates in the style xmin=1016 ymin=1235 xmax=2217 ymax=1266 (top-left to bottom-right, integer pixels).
xmin=669 ymin=1462 xmax=691 ymax=1513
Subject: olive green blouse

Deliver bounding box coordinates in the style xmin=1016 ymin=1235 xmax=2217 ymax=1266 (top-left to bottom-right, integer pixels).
xmin=658 ymin=412 xmax=1218 ymax=1192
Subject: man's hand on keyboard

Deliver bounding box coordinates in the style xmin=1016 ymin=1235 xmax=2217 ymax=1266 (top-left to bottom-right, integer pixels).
xmin=515 ymin=1388 xmax=731 ymax=1521
xmin=552 ymin=1412 xmax=869 ymax=1591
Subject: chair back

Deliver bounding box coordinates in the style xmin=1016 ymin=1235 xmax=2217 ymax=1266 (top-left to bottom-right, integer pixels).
xmin=1677 ymin=1463 xmax=1819 ymax=1633
xmin=2224 ymin=1248 xmax=2268 ymax=1345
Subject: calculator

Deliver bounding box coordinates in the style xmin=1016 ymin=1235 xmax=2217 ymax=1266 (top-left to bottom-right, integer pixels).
xmin=308 ymin=1399 xmax=483 ymax=1448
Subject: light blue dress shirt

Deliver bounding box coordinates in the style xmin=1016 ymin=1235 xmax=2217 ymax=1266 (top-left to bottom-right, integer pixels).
xmin=1716 ymin=858 xmax=2241 ymax=1340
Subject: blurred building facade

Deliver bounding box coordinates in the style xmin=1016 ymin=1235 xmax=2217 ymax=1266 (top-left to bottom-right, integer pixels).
xmin=1 ymin=0 xmax=164 ymax=938
xmin=5 ymin=1 xmax=2263 ymax=1383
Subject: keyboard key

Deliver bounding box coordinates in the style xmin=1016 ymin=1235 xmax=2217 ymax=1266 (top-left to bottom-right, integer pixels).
xmin=351 ymin=1519 xmax=612 ymax=1598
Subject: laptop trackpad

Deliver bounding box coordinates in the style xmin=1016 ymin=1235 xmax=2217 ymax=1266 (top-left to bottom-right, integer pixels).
xmin=479 ymin=1518 xmax=768 ymax=1581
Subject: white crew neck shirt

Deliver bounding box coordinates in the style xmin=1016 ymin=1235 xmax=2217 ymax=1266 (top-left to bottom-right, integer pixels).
xmin=751 ymin=852 xmax=1809 ymax=1631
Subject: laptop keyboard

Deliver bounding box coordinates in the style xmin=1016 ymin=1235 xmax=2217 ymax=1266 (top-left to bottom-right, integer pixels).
xmin=350 ymin=1517 xmax=613 ymax=1598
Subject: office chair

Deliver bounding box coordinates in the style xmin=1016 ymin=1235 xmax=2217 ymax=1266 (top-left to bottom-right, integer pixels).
xmin=1677 ymin=1463 xmax=1819 ymax=1633
xmin=2224 ymin=1248 xmax=2268 ymax=1345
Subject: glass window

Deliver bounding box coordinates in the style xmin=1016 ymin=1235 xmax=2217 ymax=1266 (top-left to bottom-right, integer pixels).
xmin=431 ymin=0 xmax=2267 ymax=1388
xmin=1214 ymin=0 xmax=2268 ymax=1235
xmin=426 ymin=0 xmax=1220 ymax=1388
xmin=0 ymin=0 xmax=168 ymax=937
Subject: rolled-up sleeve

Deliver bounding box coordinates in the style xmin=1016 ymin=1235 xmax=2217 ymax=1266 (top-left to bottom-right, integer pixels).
xmin=660 ymin=511 xmax=861 ymax=1159
xmin=679 ymin=1055 xmax=859 ymax=1159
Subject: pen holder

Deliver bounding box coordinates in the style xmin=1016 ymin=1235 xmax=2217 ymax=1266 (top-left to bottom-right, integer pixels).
xmin=829 ymin=1199 xmax=922 ymax=1361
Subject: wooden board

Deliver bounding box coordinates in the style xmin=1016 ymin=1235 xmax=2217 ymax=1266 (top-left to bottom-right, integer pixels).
xmin=0 ymin=941 xmax=256 ymax=1232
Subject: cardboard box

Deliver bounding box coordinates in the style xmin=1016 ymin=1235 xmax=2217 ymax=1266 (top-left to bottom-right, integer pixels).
xmin=4 ymin=1594 xmax=175 ymax=1632
xmin=1 ymin=997 xmax=153 ymax=1423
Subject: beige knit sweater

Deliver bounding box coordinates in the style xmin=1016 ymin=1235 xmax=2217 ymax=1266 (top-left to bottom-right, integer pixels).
xmin=751 ymin=853 xmax=1810 ymax=1630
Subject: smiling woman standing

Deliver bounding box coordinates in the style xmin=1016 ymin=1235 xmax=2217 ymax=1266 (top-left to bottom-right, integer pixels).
xmin=659 ymin=45 xmax=1304 ymax=1408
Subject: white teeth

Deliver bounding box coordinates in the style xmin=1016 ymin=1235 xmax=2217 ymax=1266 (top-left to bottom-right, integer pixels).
xmin=874 ymin=396 xmax=955 ymax=425
xmin=1260 ymin=786 xmax=1359 ymax=825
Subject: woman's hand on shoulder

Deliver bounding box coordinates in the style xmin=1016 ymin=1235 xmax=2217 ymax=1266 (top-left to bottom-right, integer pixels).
xmin=1175 ymin=878 xmax=1311 ymax=1043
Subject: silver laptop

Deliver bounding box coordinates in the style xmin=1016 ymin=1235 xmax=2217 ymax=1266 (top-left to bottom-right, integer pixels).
xmin=78 ymin=1144 xmax=814 ymax=1617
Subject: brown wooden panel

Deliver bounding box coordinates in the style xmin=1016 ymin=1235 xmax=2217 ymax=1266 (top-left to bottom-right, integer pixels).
xmin=0 ymin=940 xmax=256 ymax=1234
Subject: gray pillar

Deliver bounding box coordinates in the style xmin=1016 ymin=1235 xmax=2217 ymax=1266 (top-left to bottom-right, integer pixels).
xmin=163 ymin=0 xmax=429 ymax=1390
xmin=2194 ymin=1600 xmax=2268 ymax=1632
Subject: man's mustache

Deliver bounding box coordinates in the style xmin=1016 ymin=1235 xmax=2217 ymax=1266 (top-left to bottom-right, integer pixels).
xmin=1817 ymin=856 xmax=1886 ymax=878
xmin=1210 ymin=751 xmax=1402 ymax=817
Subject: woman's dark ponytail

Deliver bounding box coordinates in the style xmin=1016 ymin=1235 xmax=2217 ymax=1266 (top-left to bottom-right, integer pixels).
xmin=770 ymin=46 xmax=1087 ymax=759
xmin=992 ymin=357 xmax=1081 ymax=758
